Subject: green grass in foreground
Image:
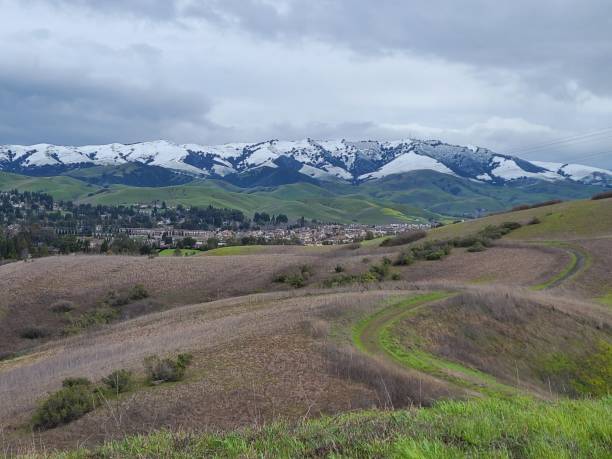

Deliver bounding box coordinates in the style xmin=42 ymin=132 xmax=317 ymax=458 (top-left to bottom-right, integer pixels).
xmin=158 ymin=248 xmax=201 ymax=257
xmin=40 ymin=397 xmax=612 ymax=458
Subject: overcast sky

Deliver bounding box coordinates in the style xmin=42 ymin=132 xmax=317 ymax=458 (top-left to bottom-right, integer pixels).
xmin=1 ymin=0 xmax=612 ymax=167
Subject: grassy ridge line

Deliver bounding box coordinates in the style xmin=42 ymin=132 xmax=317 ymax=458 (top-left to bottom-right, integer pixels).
xmin=34 ymin=397 xmax=612 ymax=458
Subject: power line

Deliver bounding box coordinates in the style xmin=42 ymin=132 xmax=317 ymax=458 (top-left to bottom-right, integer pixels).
xmin=509 ymin=127 xmax=612 ymax=156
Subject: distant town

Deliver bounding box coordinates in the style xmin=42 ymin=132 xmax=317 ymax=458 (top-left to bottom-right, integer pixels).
xmin=119 ymin=221 xmax=432 ymax=249
xmin=0 ymin=190 xmax=435 ymax=259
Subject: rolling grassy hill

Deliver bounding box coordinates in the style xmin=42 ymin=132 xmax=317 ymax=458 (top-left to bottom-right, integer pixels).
xmin=0 ymin=171 xmax=98 ymax=201
xmin=1 ymin=169 xmax=605 ymax=224
xmin=428 ymin=197 xmax=612 ymax=241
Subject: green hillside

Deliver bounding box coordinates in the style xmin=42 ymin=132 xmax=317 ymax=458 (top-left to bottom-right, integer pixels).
xmin=429 ymin=197 xmax=612 ymax=240
xmin=0 ymin=169 xmax=606 ymax=224
xmin=0 ymin=171 xmax=98 ymax=201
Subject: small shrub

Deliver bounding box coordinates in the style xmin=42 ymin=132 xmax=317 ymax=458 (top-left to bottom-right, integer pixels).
xmin=105 ymin=291 xmax=130 ymax=308
xmin=144 ymin=353 xmax=193 ymax=383
xmin=299 ymin=265 xmax=313 ymax=278
xmin=102 ymin=369 xmax=133 ymax=393
xmin=62 ymin=377 xmax=92 ymax=388
xmin=511 ymin=200 xmax=562 ymax=211
xmin=32 ymin=381 xmax=95 ymax=430
xmin=128 ymin=284 xmax=149 ymax=301
xmin=391 ymin=273 xmax=401 ymax=281
xmin=380 ymin=231 xmax=427 ymax=247
xmin=369 ymin=262 xmax=390 ymax=281
xmin=63 ymin=306 xmax=119 ymax=335
xmin=528 ymin=217 xmax=541 ymax=225
xmin=334 ymin=264 xmax=345 ymax=273
xmin=467 ymin=242 xmax=486 ymax=252
xmin=362 ymin=257 xmax=370 ymax=263
xmin=50 ymin=301 xmax=75 ymax=314
xmin=20 ymin=327 xmax=50 ymax=340
xmin=592 ymin=190 xmax=612 ymax=200
xmin=394 ymin=252 xmax=414 ymax=266
xmin=286 ymin=273 xmax=306 ymax=288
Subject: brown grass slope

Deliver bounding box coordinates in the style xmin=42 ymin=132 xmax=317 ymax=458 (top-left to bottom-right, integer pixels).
xmin=390 ymin=288 xmax=612 ymax=397
xmin=0 ymin=288 xmax=453 ymax=452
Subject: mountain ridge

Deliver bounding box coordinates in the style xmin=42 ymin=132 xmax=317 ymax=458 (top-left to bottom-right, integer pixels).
xmin=2 ymin=138 xmax=611 ymax=188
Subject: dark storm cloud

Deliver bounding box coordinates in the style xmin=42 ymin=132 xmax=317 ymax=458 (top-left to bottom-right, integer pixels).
xmin=0 ymin=66 xmax=216 ymax=145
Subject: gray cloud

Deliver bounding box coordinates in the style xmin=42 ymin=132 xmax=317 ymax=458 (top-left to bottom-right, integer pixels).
xmin=184 ymin=0 xmax=612 ymax=97
xmin=0 ymin=66 xmax=219 ymax=145
xmin=1 ymin=0 xmax=611 ymax=168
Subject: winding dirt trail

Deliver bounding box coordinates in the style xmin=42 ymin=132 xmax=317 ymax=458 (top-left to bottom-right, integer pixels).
xmin=353 ymin=292 xmax=520 ymax=397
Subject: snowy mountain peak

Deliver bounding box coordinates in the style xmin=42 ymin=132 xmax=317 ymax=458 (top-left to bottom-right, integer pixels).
xmin=1 ymin=138 xmax=610 ymax=187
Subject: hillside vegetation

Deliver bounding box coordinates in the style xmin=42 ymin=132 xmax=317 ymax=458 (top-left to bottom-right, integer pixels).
xmin=1 ymin=194 xmax=611 ymax=456
xmin=1 ymin=169 xmax=605 ymax=223
xmin=429 ymin=197 xmax=612 ymax=240
xmin=35 ymin=397 xmax=612 ymax=458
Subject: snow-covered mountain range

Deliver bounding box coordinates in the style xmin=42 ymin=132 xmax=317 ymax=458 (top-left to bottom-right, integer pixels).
xmin=1 ymin=138 xmax=610 ymax=187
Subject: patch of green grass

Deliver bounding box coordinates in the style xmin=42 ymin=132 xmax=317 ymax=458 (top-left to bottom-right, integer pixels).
xmin=352 ymin=293 xmax=440 ymax=352
xmin=430 ymin=198 xmax=612 ymax=241
xmin=0 ymin=171 xmax=98 ymax=201
xmin=539 ymin=340 xmax=612 ymax=397
xmin=158 ymin=248 xmax=200 ymax=257
xmin=359 ymin=236 xmax=389 ymax=247
xmin=202 ymin=245 xmax=266 ymax=256
xmin=380 ymin=323 xmax=518 ymax=397
xmin=352 ymin=292 xmax=516 ymax=397
xmin=596 ymin=292 xmax=612 ymax=306
xmin=45 ymin=397 xmax=612 ymax=458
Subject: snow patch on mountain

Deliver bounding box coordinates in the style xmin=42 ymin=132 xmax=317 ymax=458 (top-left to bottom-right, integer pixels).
xmin=1 ymin=139 xmax=611 ymax=187
xmin=359 ymin=151 xmax=455 ymax=180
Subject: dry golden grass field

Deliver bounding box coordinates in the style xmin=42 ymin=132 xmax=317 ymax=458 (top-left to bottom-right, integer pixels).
xmin=1 ymin=198 xmax=611 ymax=454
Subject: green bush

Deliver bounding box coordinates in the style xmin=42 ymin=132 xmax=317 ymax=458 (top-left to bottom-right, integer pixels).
xmin=286 ymin=273 xmax=306 ymax=288
xmin=62 ymin=377 xmax=92 ymax=388
xmin=592 ymin=190 xmax=612 ymax=200
xmin=50 ymin=301 xmax=75 ymax=314
xmin=32 ymin=380 xmax=95 ymax=430
xmin=467 ymin=242 xmax=486 ymax=252
xmin=63 ymin=306 xmax=119 ymax=335
xmin=393 ymin=252 xmax=414 ymax=266
xmin=128 ymin=284 xmax=149 ymax=301
xmin=369 ymin=262 xmax=390 ymax=280
xmin=20 ymin=327 xmax=50 ymax=340
xmin=380 ymin=231 xmax=427 ymax=247
xmin=144 ymin=353 xmax=193 ymax=383
xmin=334 ymin=264 xmax=345 ymax=273
xmin=102 ymin=369 xmax=133 ymax=393
xmin=528 ymin=217 xmax=541 ymax=225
